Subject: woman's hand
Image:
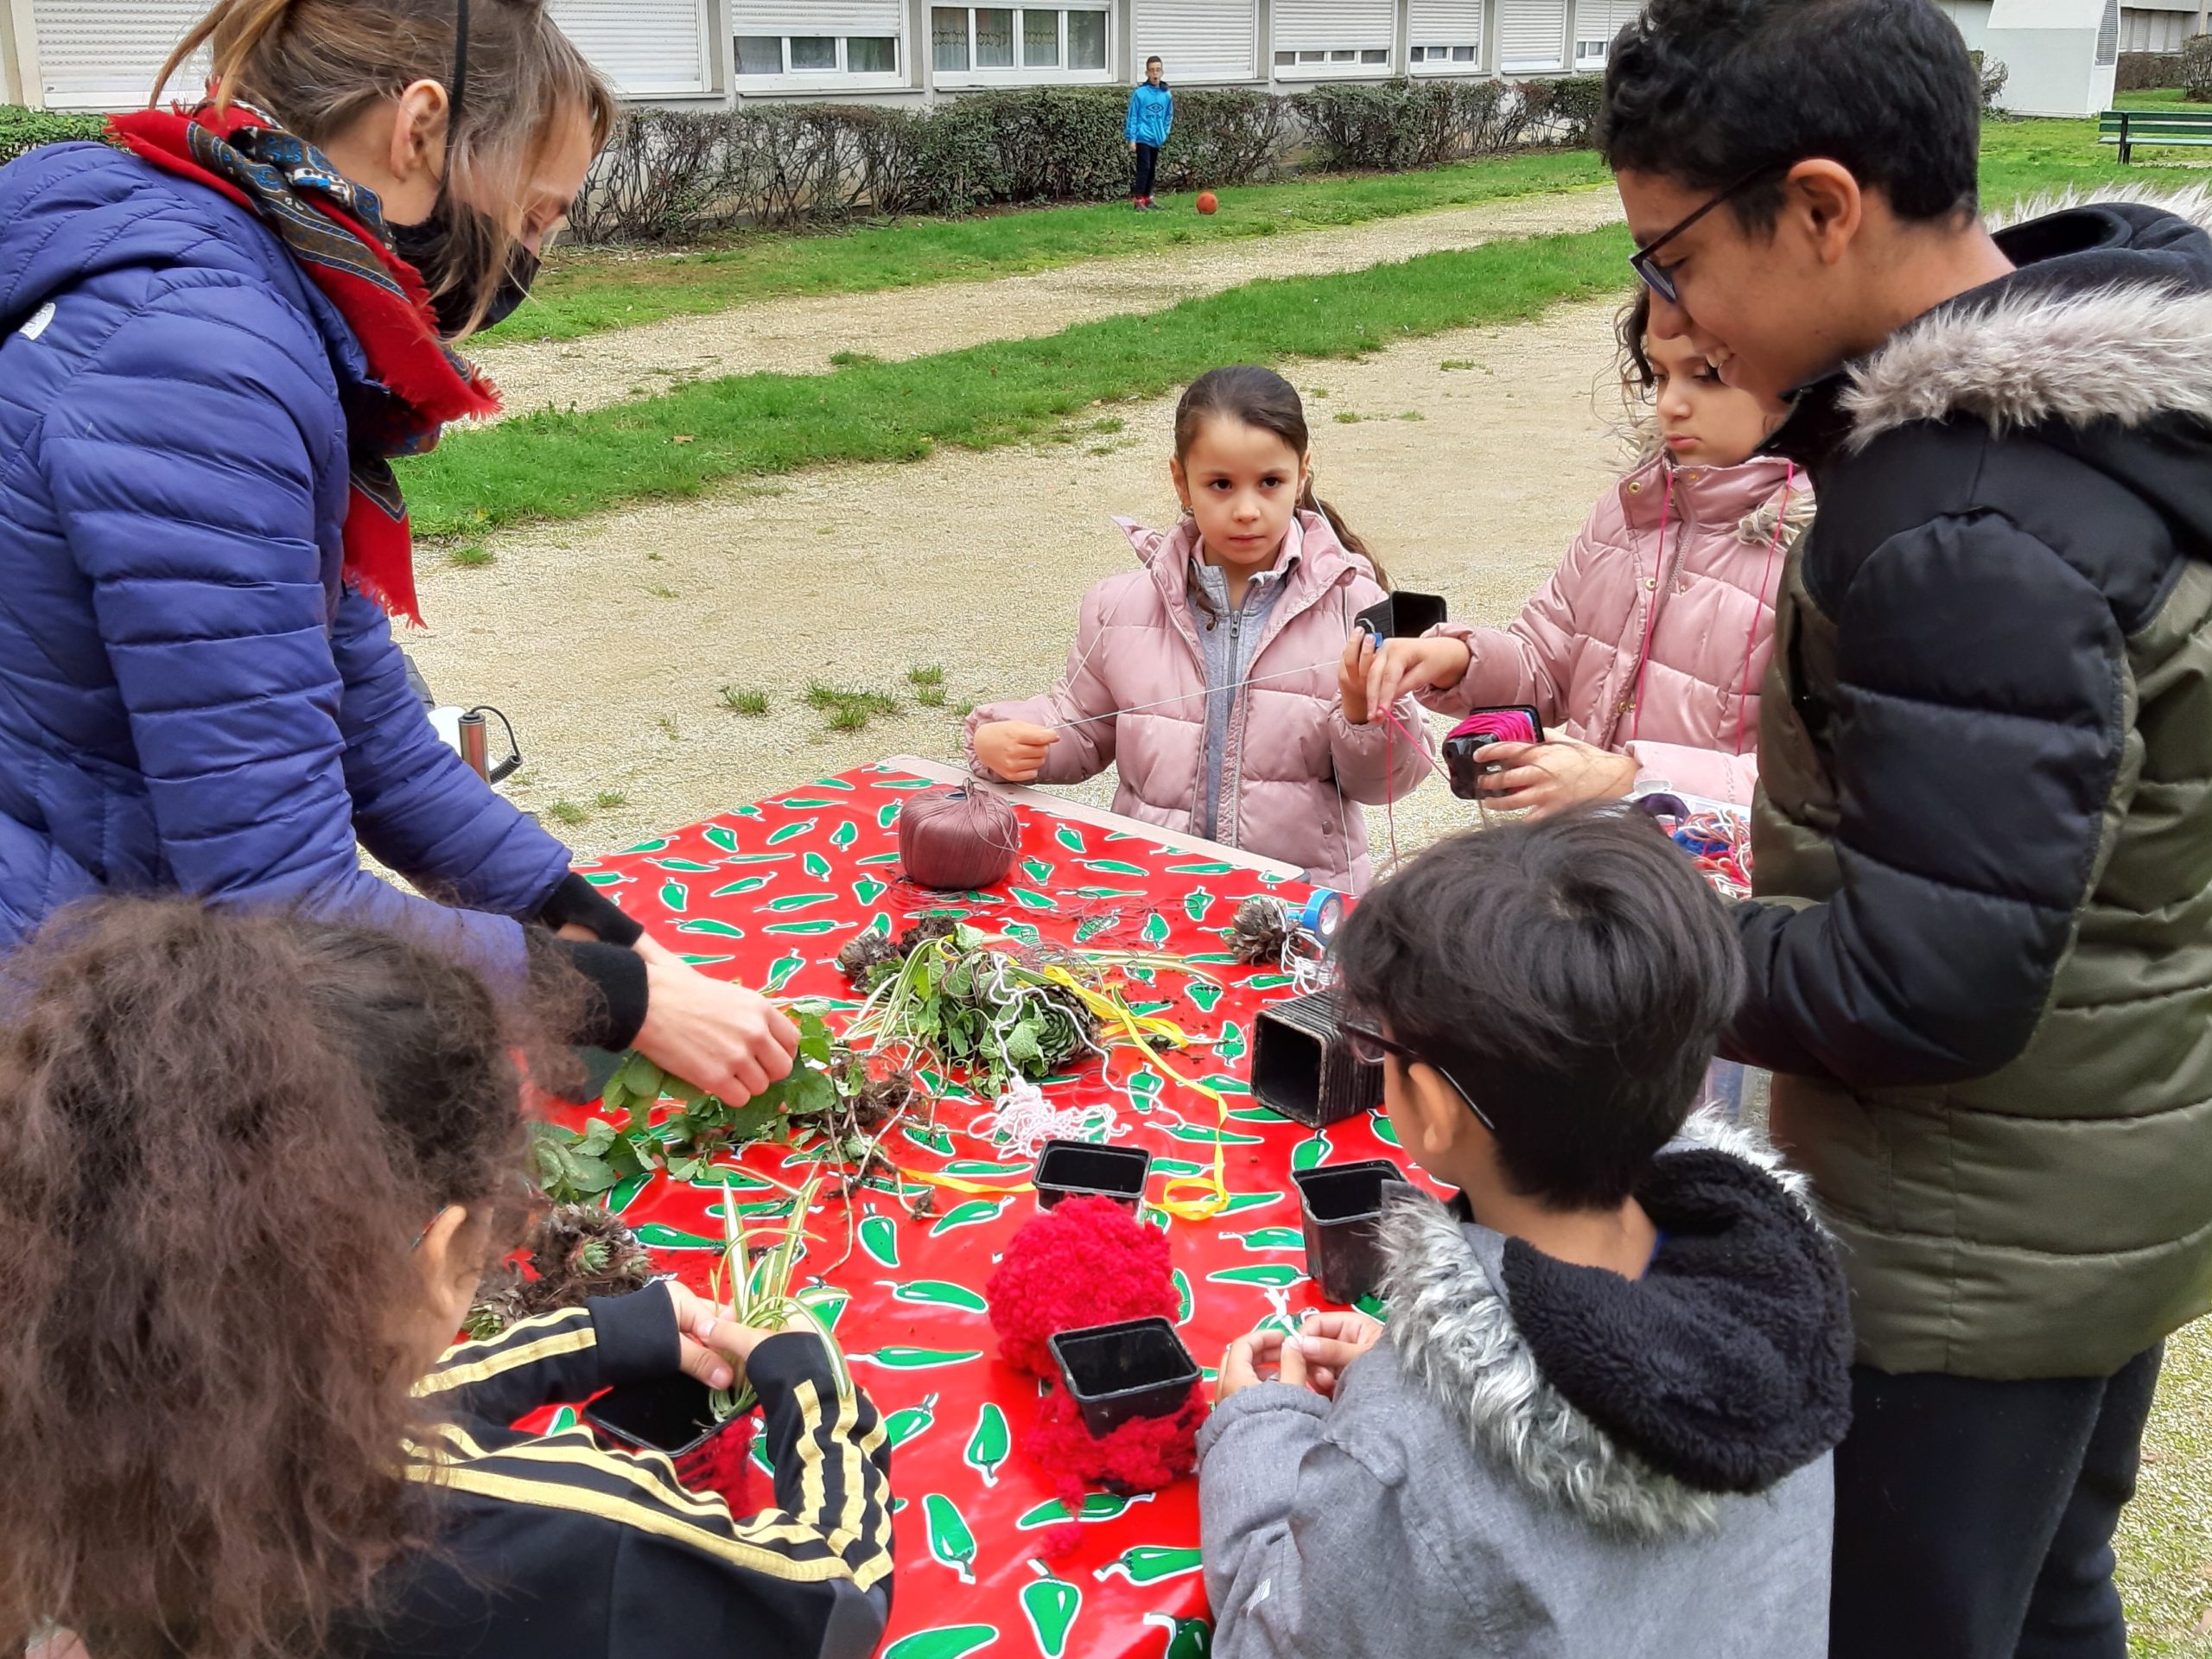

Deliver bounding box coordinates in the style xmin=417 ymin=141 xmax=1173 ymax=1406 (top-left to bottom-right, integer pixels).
xmin=974 ymin=720 xmax=1058 ymax=783
xmin=1366 ymin=635 xmax=1472 ymax=715
xmin=1339 ymin=632 xmax=1376 ymax=726
xmin=635 ymin=956 xmax=801 ymax=1105
xmin=666 ymin=1282 xmax=780 ymax=1394
xmin=1475 ymin=738 xmax=1640 ymax=817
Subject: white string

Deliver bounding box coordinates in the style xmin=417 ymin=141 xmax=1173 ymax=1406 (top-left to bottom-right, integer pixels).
xmin=1047 ymin=656 xmax=1344 ymax=732
xmin=976 ymin=1077 xmax=1120 ymax=1159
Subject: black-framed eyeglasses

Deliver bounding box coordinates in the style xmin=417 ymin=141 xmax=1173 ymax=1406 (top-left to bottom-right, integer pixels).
xmin=1340 ymin=1019 xmax=1496 ymax=1133
xmin=1628 ymin=162 xmax=1790 ymax=303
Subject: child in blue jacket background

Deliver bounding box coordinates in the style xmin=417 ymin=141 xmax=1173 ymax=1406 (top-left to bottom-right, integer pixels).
xmin=1126 ymin=56 xmax=1173 ymax=209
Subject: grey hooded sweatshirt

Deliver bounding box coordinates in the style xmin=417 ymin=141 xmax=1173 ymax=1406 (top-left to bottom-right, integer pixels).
xmin=1196 ymin=1116 xmax=1853 ymax=1658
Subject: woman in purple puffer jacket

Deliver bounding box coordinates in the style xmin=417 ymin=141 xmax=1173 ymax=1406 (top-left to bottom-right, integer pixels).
xmin=0 ymin=0 xmax=795 ymax=1101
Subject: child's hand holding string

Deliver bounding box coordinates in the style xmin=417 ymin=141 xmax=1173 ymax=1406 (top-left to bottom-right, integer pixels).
xmin=1338 ymin=632 xmax=1377 ymax=724
xmin=1478 ymin=738 xmax=1641 ymax=817
xmin=974 ymin=720 xmax=1059 ymax=782
xmin=1366 ymin=634 xmax=1472 ymax=714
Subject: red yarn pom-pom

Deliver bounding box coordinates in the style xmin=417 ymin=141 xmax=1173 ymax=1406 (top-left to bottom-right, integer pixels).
xmin=986 ymin=1195 xmax=1177 ymax=1377
xmin=675 ymin=1414 xmax=756 ymax=1517
xmin=1027 ymin=1382 xmax=1208 ymax=1497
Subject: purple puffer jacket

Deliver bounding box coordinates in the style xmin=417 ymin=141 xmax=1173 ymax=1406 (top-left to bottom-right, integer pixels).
xmin=0 ymin=142 xmax=569 ymax=983
xmin=1421 ymin=452 xmax=1811 ymax=806
xmin=967 ymin=512 xmax=1433 ymax=893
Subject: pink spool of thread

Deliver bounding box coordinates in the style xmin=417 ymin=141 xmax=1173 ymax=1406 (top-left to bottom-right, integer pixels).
xmin=899 ymin=785 xmax=1022 ymax=892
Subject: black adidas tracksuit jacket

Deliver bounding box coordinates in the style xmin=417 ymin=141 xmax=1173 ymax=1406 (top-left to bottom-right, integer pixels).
xmin=342 ymin=1282 xmax=894 ymax=1658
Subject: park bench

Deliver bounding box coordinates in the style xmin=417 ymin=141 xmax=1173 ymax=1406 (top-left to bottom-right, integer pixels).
xmin=2098 ymin=107 xmax=2212 ymax=165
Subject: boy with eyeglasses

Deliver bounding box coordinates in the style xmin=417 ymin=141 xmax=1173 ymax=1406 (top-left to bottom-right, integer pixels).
xmin=1197 ymin=811 xmax=1853 ymax=1659
xmin=1599 ymin=1 xmax=2212 ymax=1654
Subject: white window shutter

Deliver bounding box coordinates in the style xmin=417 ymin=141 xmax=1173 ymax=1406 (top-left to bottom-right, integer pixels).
xmin=1409 ymin=0 xmax=1486 ymax=53
xmin=1498 ymin=0 xmax=1568 ymax=68
xmin=1271 ymin=0 xmax=1396 ymax=51
xmin=550 ymin=0 xmax=714 ymax=97
xmin=733 ymin=1 xmax=905 ymax=32
xmin=32 ymin=0 xmax=205 ymax=111
xmin=1133 ymin=0 xmax=1259 ymax=81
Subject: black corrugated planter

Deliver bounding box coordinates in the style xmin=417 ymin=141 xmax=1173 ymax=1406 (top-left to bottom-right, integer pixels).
xmin=584 ymin=1373 xmax=733 ymax=1486
xmin=1251 ymin=991 xmax=1382 ymax=1128
xmin=1049 ymin=1316 xmax=1201 ymax=1437
xmin=1033 ymin=1138 xmax=1152 ymax=1209
xmin=1292 ymin=1159 xmax=1407 ymax=1304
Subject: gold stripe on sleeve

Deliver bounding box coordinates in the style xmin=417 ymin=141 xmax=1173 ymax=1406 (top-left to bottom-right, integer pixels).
xmin=411 ymin=1325 xmax=596 ymax=1397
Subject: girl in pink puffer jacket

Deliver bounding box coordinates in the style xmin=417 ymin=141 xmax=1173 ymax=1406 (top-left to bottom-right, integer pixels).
xmin=1370 ymin=293 xmax=1811 ymax=811
xmin=967 ymin=366 xmax=1433 ymax=893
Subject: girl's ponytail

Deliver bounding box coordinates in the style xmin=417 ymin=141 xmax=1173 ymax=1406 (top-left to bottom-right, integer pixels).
xmin=1296 ymin=476 xmax=1389 ymax=588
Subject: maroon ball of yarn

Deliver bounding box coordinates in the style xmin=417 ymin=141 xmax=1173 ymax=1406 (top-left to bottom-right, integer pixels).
xmin=899 ymin=785 xmax=1020 ymax=892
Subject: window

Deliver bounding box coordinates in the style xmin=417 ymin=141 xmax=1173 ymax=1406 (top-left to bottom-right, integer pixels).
xmin=1068 ymin=8 xmax=1108 ymax=68
xmin=1360 ymin=47 xmax=1387 ymax=60
xmin=932 ymin=6 xmax=970 ymax=69
xmin=932 ymin=7 xmax=1110 ymax=79
xmin=734 ymin=32 xmax=903 ymax=79
xmin=1412 ymin=43 xmax=1477 ymax=61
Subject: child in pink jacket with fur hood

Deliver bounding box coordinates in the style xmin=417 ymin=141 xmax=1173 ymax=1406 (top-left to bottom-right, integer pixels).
xmin=968 ymin=367 xmax=1433 ymax=893
xmin=1370 ymin=294 xmax=1811 ymax=811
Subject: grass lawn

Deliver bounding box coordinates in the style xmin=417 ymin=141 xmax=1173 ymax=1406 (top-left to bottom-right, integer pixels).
xmin=484 ymin=149 xmax=1611 ymax=345
xmin=1981 ymin=92 xmax=2212 ymax=205
xmin=409 ymin=222 xmax=1630 ymax=537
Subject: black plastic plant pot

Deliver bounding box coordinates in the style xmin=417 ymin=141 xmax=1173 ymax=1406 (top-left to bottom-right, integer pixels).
xmin=1033 ymin=1139 xmax=1152 ymax=1209
xmin=1050 ymin=1317 xmax=1201 ymax=1438
xmin=1292 ymin=1160 xmax=1406 ymax=1305
xmin=584 ymin=1373 xmax=728 ymax=1482
xmin=1251 ymin=992 xmax=1383 ymax=1128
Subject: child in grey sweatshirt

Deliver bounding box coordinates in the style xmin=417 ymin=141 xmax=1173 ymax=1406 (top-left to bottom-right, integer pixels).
xmin=1198 ymin=809 xmax=1853 ymax=1657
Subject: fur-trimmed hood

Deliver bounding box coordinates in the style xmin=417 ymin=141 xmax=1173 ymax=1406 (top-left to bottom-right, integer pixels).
xmin=1835 ymin=189 xmax=2212 ymax=493
xmin=1376 ymin=1111 xmax=1853 ymax=1541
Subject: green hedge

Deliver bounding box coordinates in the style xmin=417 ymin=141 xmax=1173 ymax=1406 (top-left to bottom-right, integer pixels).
xmin=574 ymin=77 xmax=1602 ymax=243
xmin=0 ymin=106 xmax=112 ymax=168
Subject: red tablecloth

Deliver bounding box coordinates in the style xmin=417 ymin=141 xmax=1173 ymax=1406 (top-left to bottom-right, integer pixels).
xmin=557 ymin=762 xmax=1415 ymax=1659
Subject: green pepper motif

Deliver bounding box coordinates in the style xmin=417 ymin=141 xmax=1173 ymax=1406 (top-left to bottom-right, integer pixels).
xmin=858 ymin=1213 xmax=900 ymax=1268
xmin=1184 ymin=887 xmax=1216 ymax=924
xmin=853 ymin=1347 xmax=984 ymax=1370
xmin=1144 ymin=1615 xmax=1214 ymax=1659
xmin=1095 ymin=1544 xmax=1205 ymax=1586
xmin=548 ymin=1406 xmax=578 ymax=1433
xmin=1124 ymin=1069 xmax=1164 ymax=1115
xmin=1085 ymin=859 xmax=1150 ymax=876
xmin=903 ymin=1124 xmax=957 ymax=1158
xmin=929 ymin=1197 xmax=1009 ymax=1236
xmin=762 ymin=955 xmax=806 ymax=994
xmin=858 ymin=851 xmax=903 ymax=867
xmin=1020 ymin=1568 xmax=1082 ymax=1659
xmin=1015 ymin=1491 xmax=1151 ymax=1529
xmin=622 ymin=836 xmax=674 ymax=854
xmin=1072 ymin=912 xmax=1118 ymax=944
xmin=798 ymin=1286 xmax=850 ymax=1329
xmin=766 ymin=893 xmax=836 ymax=912
xmin=941 ymin=1160 xmax=1031 ymax=1179
xmin=752 ymin=1434 xmax=776 ymax=1478
xmin=881 ymin=1280 xmax=989 ymax=1314
xmin=1232 ymin=1227 xmax=1308 ymax=1251
xmin=1055 ymin=824 xmax=1087 ymax=854
xmin=882 ymin=1626 xmax=998 ymax=1659
xmin=882 ymin=1392 xmax=940 ymax=1452
xmin=766 ymin=920 xmax=842 ymax=936
xmin=1008 ymin=888 xmax=1055 ymax=912
xmin=964 ymin=1402 xmax=1011 ymax=1487
xmin=678 ymin=955 xmax=734 ymax=969
xmin=659 ymin=880 xmax=688 ymax=913
xmin=1293 ymin=1132 xmax=1333 ymax=1171
xmin=766 ymin=822 xmax=817 ymax=846
xmin=1249 ymin=973 xmax=1296 ymax=989
xmin=652 ymin=858 xmax=719 ymax=874
xmin=1020 ymin=857 xmax=1054 ymax=885
xmin=1168 ymin=861 xmax=1236 ymax=874
xmin=1141 ymin=912 xmax=1170 ymax=948
xmin=1187 ymin=982 xmax=1224 ymax=1014
xmin=1166 ymin=1124 xmax=1265 ymax=1145
xmin=718 ymin=852 xmax=794 ymax=865
xmin=853 ymin=877 xmax=887 ymax=906
xmin=1370 ymin=1112 xmax=1402 ymax=1149
xmin=924 ymin=1492 xmax=979 ymax=1584
xmin=626 ymin=1223 xmax=722 ymax=1251
xmin=1173 ymin=1268 xmax=1194 ymax=1325
xmin=710 ymin=875 xmax=771 ymax=899
xmin=1229 ymin=1103 xmax=1287 ymax=1124
xmin=703 ymin=825 xmax=741 ymax=854
xmin=1208 ymin=1263 xmax=1306 ymax=1287
xmin=877 ymin=803 xmax=903 ymax=829
xmin=581 ymin=871 xmax=625 ymax=887
xmin=1216 ymin=1020 xmax=1248 ymax=1062
xmin=804 ymin=850 xmax=833 ymax=879
xmin=831 ymin=820 xmax=859 ymax=849
xmin=779 ymin=798 xmax=838 ymax=808
xmin=1003 ymin=921 xmax=1041 ymax=946
xmin=676 ymin=918 xmax=746 ymax=938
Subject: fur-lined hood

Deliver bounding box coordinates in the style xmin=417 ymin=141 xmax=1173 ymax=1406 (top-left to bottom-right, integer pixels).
xmin=1840 ymin=186 xmax=2212 ymax=449
xmin=1376 ymin=1112 xmax=1853 ymax=1541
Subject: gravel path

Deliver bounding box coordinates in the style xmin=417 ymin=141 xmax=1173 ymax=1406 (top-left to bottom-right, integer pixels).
xmin=407 ymin=296 xmax=1627 ymax=868
xmin=470 ymin=188 xmax=1624 ymax=421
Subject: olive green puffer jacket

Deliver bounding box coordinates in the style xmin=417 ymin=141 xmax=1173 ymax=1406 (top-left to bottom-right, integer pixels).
xmin=1731 ymin=192 xmax=2212 ymax=1380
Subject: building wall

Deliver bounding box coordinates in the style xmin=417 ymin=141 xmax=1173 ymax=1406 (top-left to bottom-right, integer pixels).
xmin=2120 ymin=3 xmax=2203 ymax=51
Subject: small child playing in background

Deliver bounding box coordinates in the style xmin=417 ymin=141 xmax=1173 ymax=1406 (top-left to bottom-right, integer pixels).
xmin=0 ymin=900 xmax=894 ymax=1659
xmin=1198 ymin=810 xmax=1853 ymax=1657
xmin=1369 ymin=290 xmax=1809 ymax=812
xmin=968 ymin=365 xmax=1432 ymax=893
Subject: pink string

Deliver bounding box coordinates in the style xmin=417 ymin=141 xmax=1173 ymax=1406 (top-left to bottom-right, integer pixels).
xmin=1732 ymin=461 xmax=1796 ymax=759
xmin=1627 ymin=467 xmax=1677 ymax=747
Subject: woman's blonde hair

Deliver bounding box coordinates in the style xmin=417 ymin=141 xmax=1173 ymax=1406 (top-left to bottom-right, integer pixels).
xmin=156 ymin=0 xmax=616 ymax=332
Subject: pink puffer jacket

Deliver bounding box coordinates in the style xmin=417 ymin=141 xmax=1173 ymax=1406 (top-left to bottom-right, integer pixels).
xmin=967 ymin=512 xmax=1433 ymax=893
xmin=1421 ymin=452 xmax=1810 ymax=806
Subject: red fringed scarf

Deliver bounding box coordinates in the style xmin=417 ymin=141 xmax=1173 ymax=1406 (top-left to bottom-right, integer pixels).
xmin=107 ymin=104 xmax=502 ymax=625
